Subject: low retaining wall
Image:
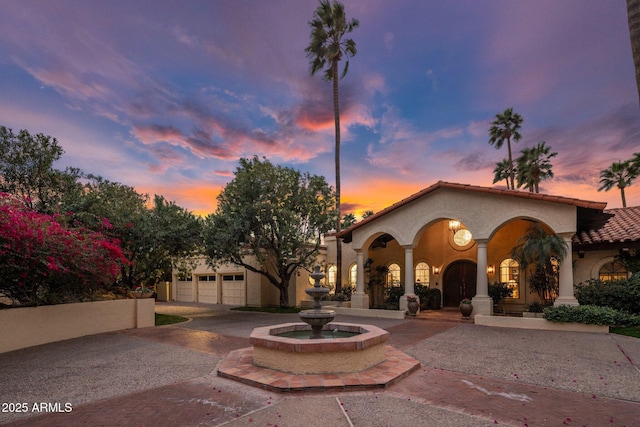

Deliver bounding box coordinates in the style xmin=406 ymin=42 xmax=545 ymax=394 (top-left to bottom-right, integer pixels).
xmin=0 ymin=299 xmax=155 ymax=354
xmin=474 ymin=315 xmax=609 ymax=333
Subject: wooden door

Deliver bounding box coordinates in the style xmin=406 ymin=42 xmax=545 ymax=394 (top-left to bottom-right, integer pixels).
xmin=442 ymin=261 xmax=477 ymax=307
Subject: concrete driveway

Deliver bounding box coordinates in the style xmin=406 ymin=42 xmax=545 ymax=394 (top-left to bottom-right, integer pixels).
xmin=1 ymin=302 xmax=638 ymax=426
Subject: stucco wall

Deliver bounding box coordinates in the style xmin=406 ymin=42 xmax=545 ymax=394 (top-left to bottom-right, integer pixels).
xmin=0 ymin=299 xmax=155 ymax=354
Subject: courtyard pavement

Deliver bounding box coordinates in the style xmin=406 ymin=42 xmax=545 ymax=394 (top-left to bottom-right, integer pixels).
xmin=0 ymin=302 xmax=639 ymax=426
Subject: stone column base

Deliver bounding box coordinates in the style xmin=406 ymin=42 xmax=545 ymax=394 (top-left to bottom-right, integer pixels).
xmin=350 ymin=293 xmax=370 ymax=309
xmin=553 ymin=297 xmax=579 ymax=307
xmin=471 ymin=296 xmax=493 ymax=320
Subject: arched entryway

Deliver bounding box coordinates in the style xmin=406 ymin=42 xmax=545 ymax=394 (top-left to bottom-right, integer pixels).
xmin=443 ymin=260 xmax=477 ymax=307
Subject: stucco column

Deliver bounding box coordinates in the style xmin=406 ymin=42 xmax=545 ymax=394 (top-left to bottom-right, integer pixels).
xmin=554 ymin=234 xmax=579 ymax=306
xmin=472 ymin=239 xmax=493 ymax=318
xmin=400 ymin=246 xmax=416 ymax=312
xmin=351 ymin=249 xmax=370 ymax=309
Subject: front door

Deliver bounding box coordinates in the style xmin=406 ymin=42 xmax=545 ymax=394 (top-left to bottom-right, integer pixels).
xmin=443 ymin=260 xmax=477 ymax=307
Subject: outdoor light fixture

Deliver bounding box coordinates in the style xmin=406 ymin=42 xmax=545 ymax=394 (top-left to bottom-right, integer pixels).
xmin=433 ymin=266 xmax=440 ymax=275
xmin=487 ymin=265 xmax=495 ymax=275
xmin=448 ymin=220 xmax=461 ymax=233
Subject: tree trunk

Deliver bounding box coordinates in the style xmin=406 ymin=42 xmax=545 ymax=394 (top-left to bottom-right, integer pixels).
xmin=507 ymin=137 xmax=515 ymax=190
xmin=628 ymin=0 xmax=640 ymax=106
xmin=279 ymin=276 xmax=290 ymax=307
xmin=621 ymin=186 xmax=628 ymax=208
xmin=332 ymin=59 xmax=343 ymax=294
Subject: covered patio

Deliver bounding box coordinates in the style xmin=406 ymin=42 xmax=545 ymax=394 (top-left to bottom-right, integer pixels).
xmin=337 ymin=181 xmax=607 ymax=318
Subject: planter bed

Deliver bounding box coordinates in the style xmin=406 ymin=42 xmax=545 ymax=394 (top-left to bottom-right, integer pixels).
xmin=474 ymin=314 xmax=609 ymax=333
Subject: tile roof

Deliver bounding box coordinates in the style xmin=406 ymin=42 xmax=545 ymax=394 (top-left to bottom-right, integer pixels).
xmin=573 ymin=206 xmax=640 ymax=246
xmin=337 ymin=181 xmax=607 ymax=239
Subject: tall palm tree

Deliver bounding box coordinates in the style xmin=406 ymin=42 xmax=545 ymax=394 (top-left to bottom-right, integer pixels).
xmin=627 ymin=0 xmax=640 ymax=105
xmin=305 ymin=0 xmax=358 ymax=293
xmin=598 ymin=160 xmax=638 ymax=207
xmin=515 ymin=141 xmax=557 ymax=193
xmin=492 ymin=158 xmax=513 ymax=189
xmin=488 ymin=108 xmax=524 ymax=190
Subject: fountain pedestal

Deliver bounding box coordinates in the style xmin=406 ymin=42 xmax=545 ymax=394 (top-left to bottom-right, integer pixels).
xmin=299 ymin=265 xmax=334 ymax=339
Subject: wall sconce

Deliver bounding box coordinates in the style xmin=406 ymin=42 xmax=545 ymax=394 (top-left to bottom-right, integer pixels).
xmin=578 ymin=249 xmax=585 ymax=259
xmin=486 ymin=265 xmax=495 ymax=275
xmin=448 ymin=220 xmax=461 ymax=234
xmin=432 ymin=266 xmax=440 ymax=275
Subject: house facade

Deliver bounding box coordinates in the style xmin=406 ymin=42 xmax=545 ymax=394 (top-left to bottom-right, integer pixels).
xmin=172 ymin=181 xmax=638 ymax=315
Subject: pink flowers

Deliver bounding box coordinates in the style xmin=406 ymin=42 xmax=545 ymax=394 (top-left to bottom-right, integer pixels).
xmin=0 ymin=193 xmax=128 ymax=305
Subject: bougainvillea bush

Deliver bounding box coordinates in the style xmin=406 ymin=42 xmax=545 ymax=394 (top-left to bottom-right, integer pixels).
xmin=0 ymin=193 xmax=129 ymax=306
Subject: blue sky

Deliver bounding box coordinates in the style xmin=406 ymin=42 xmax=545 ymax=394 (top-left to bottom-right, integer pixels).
xmin=1 ymin=0 xmax=638 ymax=215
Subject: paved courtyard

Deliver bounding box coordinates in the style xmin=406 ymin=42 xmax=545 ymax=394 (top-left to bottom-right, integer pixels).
xmin=0 ymin=302 xmax=639 ymax=426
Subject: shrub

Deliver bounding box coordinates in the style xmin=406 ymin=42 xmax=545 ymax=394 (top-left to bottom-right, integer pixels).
xmin=0 ymin=193 xmax=128 ymax=306
xmin=488 ymin=282 xmax=513 ymax=305
xmin=527 ymin=300 xmax=553 ymax=313
xmin=575 ymin=277 xmax=640 ymax=315
xmin=543 ymin=305 xmax=640 ymax=326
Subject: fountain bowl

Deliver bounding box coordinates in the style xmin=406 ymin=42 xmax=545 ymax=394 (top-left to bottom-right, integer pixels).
xmin=249 ymin=322 xmax=389 ymax=374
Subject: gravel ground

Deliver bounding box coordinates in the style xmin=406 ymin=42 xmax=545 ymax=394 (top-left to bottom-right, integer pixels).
xmin=0 ymin=333 xmax=218 ymax=423
xmin=404 ymin=323 xmax=640 ymax=402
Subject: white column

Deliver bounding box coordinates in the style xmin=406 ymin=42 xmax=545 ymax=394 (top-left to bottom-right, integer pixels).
xmin=472 ymin=239 xmax=493 ymax=318
xmin=475 ymin=240 xmax=489 ymax=297
xmin=554 ymin=234 xmax=579 ymax=306
xmin=400 ymin=246 xmax=415 ymax=311
xmin=351 ymin=249 xmax=370 ymax=309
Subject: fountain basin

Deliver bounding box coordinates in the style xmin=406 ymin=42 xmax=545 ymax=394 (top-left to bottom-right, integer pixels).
xmin=250 ymin=322 xmax=389 ymax=374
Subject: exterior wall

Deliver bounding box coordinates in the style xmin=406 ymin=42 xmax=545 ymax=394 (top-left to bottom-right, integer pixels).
xmin=350 ymin=188 xmax=577 ymax=249
xmin=573 ymin=250 xmax=622 ymax=284
xmin=0 ymin=299 xmax=155 ymax=354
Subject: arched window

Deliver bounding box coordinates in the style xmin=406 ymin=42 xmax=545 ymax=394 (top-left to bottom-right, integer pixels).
xmin=387 ymin=263 xmax=401 ymax=287
xmin=415 ymin=262 xmax=430 ymax=287
xmin=327 ymin=265 xmax=337 ymax=288
xmin=599 ymin=261 xmax=628 ymax=282
xmin=349 ymin=263 xmax=357 ymax=286
xmin=500 ymin=258 xmax=520 ymax=299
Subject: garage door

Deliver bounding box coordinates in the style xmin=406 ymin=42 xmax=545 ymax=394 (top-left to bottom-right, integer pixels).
xmin=176 ymin=278 xmax=194 ymax=302
xmin=222 ymin=274 xmax=245 ymax=305
xmin=197 ymin=275 xmax=218 ymax=304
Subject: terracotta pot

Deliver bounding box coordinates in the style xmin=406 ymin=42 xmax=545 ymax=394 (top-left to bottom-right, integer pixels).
xmin=460 ymin=302 xmax=473 ymax=318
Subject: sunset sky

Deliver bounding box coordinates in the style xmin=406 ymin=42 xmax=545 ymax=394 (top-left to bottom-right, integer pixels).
xmin=1 ymin=0 xmax=639 ymax=216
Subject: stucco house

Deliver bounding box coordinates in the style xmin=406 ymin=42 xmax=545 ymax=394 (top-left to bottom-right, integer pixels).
xmin=172 ymin=181 xmax=639 ymax=317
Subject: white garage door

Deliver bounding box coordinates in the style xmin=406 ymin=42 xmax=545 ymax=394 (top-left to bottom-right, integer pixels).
xmin=222 ymin=274 xmax=245 ymax=305
xmin=176 ymin=279 xmax=194 ymax=302
xmin=197 ymin=275 xmax=218 ymax=304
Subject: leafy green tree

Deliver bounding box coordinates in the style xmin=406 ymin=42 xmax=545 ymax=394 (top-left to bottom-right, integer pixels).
xmin=0 ymin=126 xmax=83 ymax=213
xmin=511 ymin=223 xmax=568 ymax=301
xmin=488 ymin=108 xmax=523 ymax=190
xmin=203 ymin=157 xmax=337 ymax=307
xmin=598 ymin=160 xmax=638 ymax=207
xmin=62 ymin=175 xmax=203 ymax=289
xmin=305 ymin=0 xmax=358 ymax=294
xmin=492 ymin=158 xmax=513 ymax=190
xmin=515 ymin=141 xmax=557 ymax=193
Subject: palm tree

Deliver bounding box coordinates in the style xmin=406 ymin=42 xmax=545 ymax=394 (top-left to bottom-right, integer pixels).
xmin=492 ymin=158 xmax=513 ymax=189
xmin=627 ymin=0 xmax=640 ymax=105
xmin=511 ymin=223 xmax=568 ymax=302
xmin=488 ymin=108 xmax=524 ymax=190
xmin=305 ymin=0 xmax=358 ymax=293
xmin=515 ymin=141 xmax=557 ymax=193
xmin=598 ymin=160 xmax=638 ymax=207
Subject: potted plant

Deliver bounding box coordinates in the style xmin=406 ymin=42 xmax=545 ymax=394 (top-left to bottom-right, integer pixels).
xmin=406 ymin=295 xmax=419 ymax=316
xmin=460 ymin=298 xmax=473 ymax=318
xmin=131 ymin=284 xmax=154 ymax=299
